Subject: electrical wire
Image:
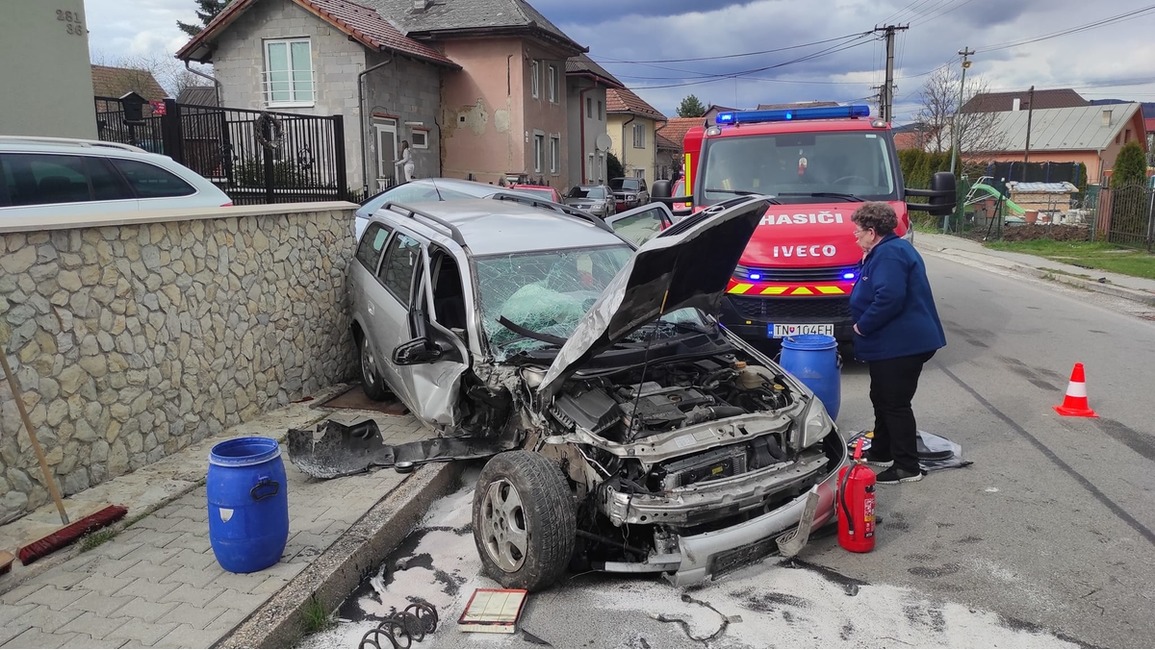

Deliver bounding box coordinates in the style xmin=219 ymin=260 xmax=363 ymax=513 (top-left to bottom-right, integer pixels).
xmin=595 ymin=32 xmax=869 ymax=65
xmin=976 ymin=3 xmax=1155 ymax=53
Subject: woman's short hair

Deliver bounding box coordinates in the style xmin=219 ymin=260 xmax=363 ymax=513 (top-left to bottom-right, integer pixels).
xmin=852 ymin=201 xmax=899 ymax=235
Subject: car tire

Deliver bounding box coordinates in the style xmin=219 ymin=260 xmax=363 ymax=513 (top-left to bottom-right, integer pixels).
xmin=358 ymin=334 xmax=389 ymax=401
xmin=472 ymin=451 xmax=575 ymax=592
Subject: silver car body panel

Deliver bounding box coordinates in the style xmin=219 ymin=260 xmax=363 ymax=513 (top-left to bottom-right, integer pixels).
xmin=600 ymin=465 xmax=841 ymax=586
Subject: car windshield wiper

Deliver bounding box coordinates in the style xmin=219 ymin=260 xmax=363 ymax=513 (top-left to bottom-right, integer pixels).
xmin=776 ymin=192 xmax=865 ymax=202
xmin=704 ymin=188 xmax=760 ymax=196
xmin=497 ymin=316 xmax=566 ymax=345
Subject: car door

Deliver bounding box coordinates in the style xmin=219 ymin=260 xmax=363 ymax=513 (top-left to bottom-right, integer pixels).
xmin=394 ymin=247 xmax=471 ymax=428
xmin=371 ymin=228 xmax=427 ymax=400
xmin=350 ymin=221 xmax=396 ymax=392
xmin=606 ymin=202 xmax=675 ymax=246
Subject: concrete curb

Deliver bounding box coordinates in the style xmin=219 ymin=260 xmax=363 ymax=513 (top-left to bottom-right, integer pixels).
xmin=924 ymin=247 xmax=1155 ymax=307
xmin=216 ymin=461 xmax=464 ymax=649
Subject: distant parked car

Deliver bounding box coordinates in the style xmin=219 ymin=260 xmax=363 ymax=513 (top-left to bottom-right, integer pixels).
xmin=507 ymin=183 xmax=563 ymax=203
xmin=355 ymin=178 xmax=510 ymax=239
xmin=609 ymin=177 xmax=649 ymax=211
xmin=564 ymin=184 xmax=616 ymax=217
xmin=0 ymin=135 xmax=232 ymax=219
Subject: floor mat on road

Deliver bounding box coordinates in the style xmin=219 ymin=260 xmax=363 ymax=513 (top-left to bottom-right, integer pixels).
xmin=846 ymin=430 xmax=974 ymax=471
xmin=320 ymin=385 xmax=409 ymax=415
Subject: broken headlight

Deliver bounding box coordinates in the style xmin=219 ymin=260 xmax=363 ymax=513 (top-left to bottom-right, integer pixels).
xmin=797 ymin=395 xmax=833 ymax=450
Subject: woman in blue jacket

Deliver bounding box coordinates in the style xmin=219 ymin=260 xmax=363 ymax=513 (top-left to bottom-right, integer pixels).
xmin=849 ymin=202 xmax=946 ymax=484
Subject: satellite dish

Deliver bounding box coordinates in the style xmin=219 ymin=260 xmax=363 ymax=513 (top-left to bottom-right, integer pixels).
xmin=595 ymin=133 xmax=612 ymax=152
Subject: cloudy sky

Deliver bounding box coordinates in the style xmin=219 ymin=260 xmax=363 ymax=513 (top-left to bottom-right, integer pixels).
xmin=84 ymin=0 xmax=1155 ymax=123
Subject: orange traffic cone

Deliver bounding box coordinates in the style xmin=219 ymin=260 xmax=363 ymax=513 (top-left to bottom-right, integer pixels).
xmin=1053 ymin=362 xmax=1098 ymax=418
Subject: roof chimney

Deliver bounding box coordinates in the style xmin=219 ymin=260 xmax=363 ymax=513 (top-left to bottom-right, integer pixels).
xmin=1102 ymin=108 xmax=1113 ymax=126
xmin=1012 ymin=98 xmax=1020 ymax=111
xmin=413 ymin=0 xmax=430 ymax=9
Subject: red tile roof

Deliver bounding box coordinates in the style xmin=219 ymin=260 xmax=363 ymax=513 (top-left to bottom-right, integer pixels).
xmin=656 ymin=117 xmax=704 ymax=151
xmin=91 ymin=65 xmax=168 ymax=101
xmin=606 ymin=87 xmax=665 ymax=121
xmin=177 ymin=0 xmax=455 ymax=67
xmin=961 ymin=88 xmax=1087 ymax=113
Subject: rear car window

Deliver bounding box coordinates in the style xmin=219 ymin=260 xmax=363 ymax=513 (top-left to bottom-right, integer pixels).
xmin=110 ymin=159 xmax=196 ymax=198
xmin=379 ymin=232 xmax=422 ymax=302
xmin=356 ymin=223 xmax=392 ymax=273
xmin=0 ymin=152 xmax=131 ymax=206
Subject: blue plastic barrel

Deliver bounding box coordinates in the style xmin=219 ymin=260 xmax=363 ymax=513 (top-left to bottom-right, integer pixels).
xmin=779 ymin=334 xmax=841 ymax=421
xmin=207 ymin=437 xmax=289 ymax=573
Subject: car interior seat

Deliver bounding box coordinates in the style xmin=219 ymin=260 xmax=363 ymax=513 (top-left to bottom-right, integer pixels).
xmin=37 ymin=175 xmax=88 ymax=204
xmin=432 ymin=257 xmax=467 ymax=331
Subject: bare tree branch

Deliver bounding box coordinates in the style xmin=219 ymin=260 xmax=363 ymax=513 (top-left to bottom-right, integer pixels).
xmin=911 ymin=67 xmax=1007 ymax=160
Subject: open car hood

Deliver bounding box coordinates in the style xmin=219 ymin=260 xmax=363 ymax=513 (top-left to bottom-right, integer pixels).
xmin=537 ymin=197 xmax=771 ymax=399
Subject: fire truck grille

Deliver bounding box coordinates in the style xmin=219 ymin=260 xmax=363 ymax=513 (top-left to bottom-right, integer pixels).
xmin=727 ymin=295 xmax=851 ymax=320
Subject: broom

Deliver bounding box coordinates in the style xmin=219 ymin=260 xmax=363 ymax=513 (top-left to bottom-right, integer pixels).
xmin=1 ymin=340 xmax=127 ymax=565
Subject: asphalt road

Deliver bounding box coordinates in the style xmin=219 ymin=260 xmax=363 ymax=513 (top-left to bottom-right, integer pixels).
xmin=304 ymin=253 xmax=1155 ymax=648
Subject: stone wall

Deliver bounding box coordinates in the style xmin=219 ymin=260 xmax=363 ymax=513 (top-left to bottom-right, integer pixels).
xmin=0 ymin=205 xmax=357 ymax=521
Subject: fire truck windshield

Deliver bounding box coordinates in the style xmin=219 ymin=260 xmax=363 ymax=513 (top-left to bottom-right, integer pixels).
xmin=701 ymin=131 xmax=898 ymax=204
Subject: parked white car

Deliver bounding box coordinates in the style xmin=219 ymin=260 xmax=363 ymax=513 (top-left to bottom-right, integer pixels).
xmin=0 ymin=135 xmax=232 ymax=218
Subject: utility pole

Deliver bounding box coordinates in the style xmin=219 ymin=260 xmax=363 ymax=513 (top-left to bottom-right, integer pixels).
xmin=874 ymin=24 xmax=908 ymax=123
xmin=948 ymin=47 xmax=975 ymax=175
xmin=1023 ymin=85 xmax=1035 ymax=178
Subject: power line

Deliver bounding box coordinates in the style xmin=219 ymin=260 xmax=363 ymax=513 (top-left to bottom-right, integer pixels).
xmin=977 ymin=3 xmax=1155 ymax=53
xmin=595 ymin=32 xmax=868 ymax=65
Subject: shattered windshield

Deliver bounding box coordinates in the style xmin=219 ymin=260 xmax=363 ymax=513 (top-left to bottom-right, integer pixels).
xmin=474 ymin=245 xmax=706 ymax=360
xmin=701 ymin=131 xmax=898 ymax=204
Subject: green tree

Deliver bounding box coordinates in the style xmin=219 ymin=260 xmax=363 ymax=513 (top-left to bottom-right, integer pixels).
xmin=677 ymin=95 xmax=706 ymax=118
xmin=606 ymin=152 xmax=624 ymax=180
xmin=1111 ymin=141 xmax=1148 ymax=188
xmin=177 ymin=0 xmax=231 ymax=37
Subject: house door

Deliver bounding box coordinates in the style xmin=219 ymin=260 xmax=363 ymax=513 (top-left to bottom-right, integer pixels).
xmin=374 ymin=119 xmax=398 ymax=189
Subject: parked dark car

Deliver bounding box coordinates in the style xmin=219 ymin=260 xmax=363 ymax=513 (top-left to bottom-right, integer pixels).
xmin=610 ymin=177 xmax=650 ymax=211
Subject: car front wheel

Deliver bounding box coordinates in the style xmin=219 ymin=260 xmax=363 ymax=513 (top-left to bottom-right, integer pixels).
xmin=472 ymin=451 xmax=575 ymax=592
xmin=358 ymin=334 xmax=388 ymax=401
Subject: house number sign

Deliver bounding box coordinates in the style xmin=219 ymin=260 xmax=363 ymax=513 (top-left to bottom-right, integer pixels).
xmin=56 ymin=9 xmax=85 ymax=35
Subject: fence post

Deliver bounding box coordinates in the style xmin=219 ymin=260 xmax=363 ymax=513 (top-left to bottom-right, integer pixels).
xmin=1146 ymin=187 xmax=1155 ymax=252
xmin=161 ymin=99 xmax=184 ymax=164
xmin=332 ymin=114 xmax=348 ymax=201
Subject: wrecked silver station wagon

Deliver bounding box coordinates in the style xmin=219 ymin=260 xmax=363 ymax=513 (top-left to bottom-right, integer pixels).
xmin=289 ymin=194 xmax=847 ymax=591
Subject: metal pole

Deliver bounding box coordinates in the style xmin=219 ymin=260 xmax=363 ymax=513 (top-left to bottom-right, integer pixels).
xmin=948 ymin=48 xmax=974 ymax=176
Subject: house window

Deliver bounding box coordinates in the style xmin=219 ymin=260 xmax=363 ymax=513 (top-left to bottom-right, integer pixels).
xmin=411 ymin=129 xmax=429 ymax=149
xmin=586 ymin=97 xmax=592 ymax=118
xmin=632 ymin=123 xmax=645 ymax=149
xmin=549 ymin=136 xmax=560 ymax=173
xmin=534 ymin=132 xmax=545 ymax=172
xmin=598 ymin=100 xmax=604 ymax=120
xmin=634 ymin=168 xmax=645 ymax=179
xmin=264 ymin=38 xmax=314 ymax=106
xmin=530 ymin=60 xmax=540 ymax=99
xmin=1125 ymin=128 xmax=1132 ymax=143
xmin=548 ymin=65 xmax=558 ymax=103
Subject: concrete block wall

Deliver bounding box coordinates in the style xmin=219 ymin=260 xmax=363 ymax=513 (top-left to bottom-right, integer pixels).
xmin=0 ymin=205 xmax=357 ymax=522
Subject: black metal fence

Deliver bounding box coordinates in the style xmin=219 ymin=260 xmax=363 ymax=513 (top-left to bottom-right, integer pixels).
xmin=94 ymin=97 xmax=352 ymax=205
xmin=982 ymin=161 xmax=1085 ymax=187
xmin=1095 ymin=184 xmax=1155 ymax=251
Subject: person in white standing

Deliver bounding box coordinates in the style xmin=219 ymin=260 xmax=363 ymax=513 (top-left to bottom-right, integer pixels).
xmin=394 ymin=140 xmax=415 ymax=182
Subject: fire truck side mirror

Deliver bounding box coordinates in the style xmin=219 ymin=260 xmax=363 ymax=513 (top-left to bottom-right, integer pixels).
xmin=651 ymin=179 xmax=672 ymax=199
xmin=906 ymin=171 xmax=957 ymax=216
xmin=926 ymin=172 xmax=957 ymax=216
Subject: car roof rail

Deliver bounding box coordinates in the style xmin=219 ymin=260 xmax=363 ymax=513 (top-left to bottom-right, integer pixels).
xmin=0 ymin=135 xmax=147 ymax=153
xmin=381 ymin=201 xmax=469 ymax=247
xmin=489 ymin=191 xmax=616 ymax=234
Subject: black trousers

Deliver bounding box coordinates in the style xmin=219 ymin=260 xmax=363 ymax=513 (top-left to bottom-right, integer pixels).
xmin=867 ymin=351 xmax=935 ymax=473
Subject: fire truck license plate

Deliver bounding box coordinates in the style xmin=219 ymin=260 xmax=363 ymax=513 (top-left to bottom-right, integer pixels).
xmin=770 ymin=323 xmax=834 ymax=338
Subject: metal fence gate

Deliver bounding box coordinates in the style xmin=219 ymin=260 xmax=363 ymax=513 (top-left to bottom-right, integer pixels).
xmin=94 ymin=97 xmax=351 ymax=205
xmin=1094 ymin=184 xmax=1155 ymax=251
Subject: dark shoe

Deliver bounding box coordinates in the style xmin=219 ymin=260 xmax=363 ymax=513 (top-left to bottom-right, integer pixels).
xmin=864 ymin=454 xmax=893 ymax=469
xmin=875 ymin=467 xmax=925 ymax=484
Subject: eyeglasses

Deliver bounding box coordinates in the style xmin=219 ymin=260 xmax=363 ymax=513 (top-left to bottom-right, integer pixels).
xmin=852 ymin=228 xmax=872 ymax=236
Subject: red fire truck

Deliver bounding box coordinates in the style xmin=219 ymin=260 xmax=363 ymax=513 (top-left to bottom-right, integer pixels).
xmin=653 ymin=104 xmax=954 ymax=346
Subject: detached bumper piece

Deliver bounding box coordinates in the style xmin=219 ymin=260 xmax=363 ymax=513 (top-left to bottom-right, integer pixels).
xmin=287 ymin=419 xmax=517 ymax=479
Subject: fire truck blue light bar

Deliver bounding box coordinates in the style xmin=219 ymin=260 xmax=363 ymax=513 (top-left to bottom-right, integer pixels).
xmin=715 ymin=105 xmax=871 ymax=125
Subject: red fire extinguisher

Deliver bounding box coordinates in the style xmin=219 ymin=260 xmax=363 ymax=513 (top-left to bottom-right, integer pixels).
xmin=838 ymin=439 xmax=876 ymax=553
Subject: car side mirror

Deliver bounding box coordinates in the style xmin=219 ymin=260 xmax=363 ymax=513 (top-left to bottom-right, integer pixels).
xmin=392 ymin=338 xmax=442 ymax=365
xmin=905 ymin=171 xmax=957 ymax=216
xmin=651 ymin=179 xmax=671 ymax=198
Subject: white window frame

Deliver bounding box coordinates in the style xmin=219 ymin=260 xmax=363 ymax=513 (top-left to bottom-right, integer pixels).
xmin=549 ymin=135 xmax=560 ymax=173
xmin=632 ymin=123 xmax=646 ymax=149
xmin=533 ymin=131 xmax=545 ymax=173
xmin=263 ymin=38 xmax=314 ymax=107
xmin=410 ymin=128 xmax=429 ymax=149
xmin=530 ymin=60 xmax=540 ymax=99
xmin=547 ymin=65 xmax=558 ymax=103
